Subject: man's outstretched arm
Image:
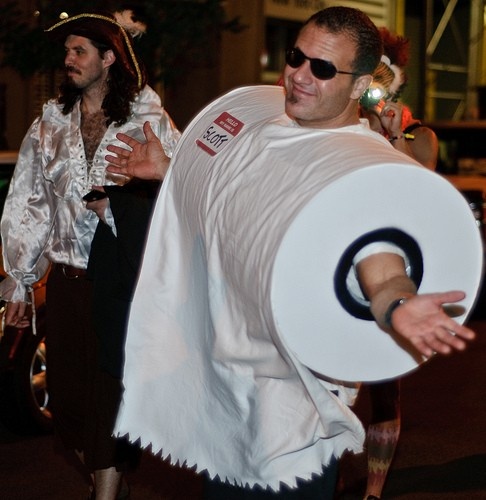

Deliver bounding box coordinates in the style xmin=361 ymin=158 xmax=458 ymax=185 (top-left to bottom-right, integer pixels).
xmin=356 ymin=252 xmax=475 ymax=357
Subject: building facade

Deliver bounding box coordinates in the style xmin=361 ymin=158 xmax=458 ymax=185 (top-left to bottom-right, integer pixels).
xmin=1 ymin=0 xmax=484 ymax=149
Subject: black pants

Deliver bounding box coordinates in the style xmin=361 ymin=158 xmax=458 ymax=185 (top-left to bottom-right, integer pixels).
xmin=202 ymin=457 xmax=338 ymax=499
xmin=46 ymin=264 xmax=139 ymax=472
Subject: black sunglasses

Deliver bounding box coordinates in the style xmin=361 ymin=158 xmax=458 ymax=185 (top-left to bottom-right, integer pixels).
xmin=285 ymin=47 xmax=361 ymax=80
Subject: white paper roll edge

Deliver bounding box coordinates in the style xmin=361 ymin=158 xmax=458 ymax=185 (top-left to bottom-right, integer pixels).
xmin=271 ymin=164 xmax=483 ymax=381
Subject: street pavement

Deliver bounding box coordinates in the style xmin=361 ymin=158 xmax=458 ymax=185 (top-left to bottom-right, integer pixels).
xmin=1 ymin=319 xmax=485 ymax=499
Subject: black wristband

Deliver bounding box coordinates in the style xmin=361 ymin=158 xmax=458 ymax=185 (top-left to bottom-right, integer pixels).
xmin=383 ymin=297 xmax=408 ymax=328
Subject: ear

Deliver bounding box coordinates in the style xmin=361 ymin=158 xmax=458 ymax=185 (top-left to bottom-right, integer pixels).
xmin=351 ymin=74 xmax=373 ymax=100
xmin=102 ymin=49 xmax=116 ymax=69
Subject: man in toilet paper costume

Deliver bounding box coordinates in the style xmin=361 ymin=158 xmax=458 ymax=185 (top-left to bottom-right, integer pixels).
xmin=105 ymin=6 xmax=479 ymax=499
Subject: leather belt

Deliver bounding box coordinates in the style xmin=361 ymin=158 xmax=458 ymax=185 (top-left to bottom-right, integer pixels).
xmin=58 ymin=264 xmax=87 ymax=279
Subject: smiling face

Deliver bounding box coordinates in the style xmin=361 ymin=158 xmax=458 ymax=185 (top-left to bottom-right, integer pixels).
xmin=283 ymin=23 xmax=372 ymax=129
xmin=64 ymin=35 xmax=114 ymax=92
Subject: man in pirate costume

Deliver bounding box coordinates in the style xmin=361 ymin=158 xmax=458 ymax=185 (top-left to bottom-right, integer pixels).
xmin=0 ymin=12 xmax=180 ymax=499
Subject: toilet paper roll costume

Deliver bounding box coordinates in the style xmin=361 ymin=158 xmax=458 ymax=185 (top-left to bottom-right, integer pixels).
xmin=115 ymin=86 xmax=483 ymax=490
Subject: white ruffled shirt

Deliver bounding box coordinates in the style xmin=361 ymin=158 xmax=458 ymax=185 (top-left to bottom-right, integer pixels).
xmin=0 ymin=86 xmax=180 ymax=302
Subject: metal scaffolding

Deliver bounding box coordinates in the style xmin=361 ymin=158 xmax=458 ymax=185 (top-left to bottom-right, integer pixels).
xmin=425 ymin=0 xmax=484 ymax=121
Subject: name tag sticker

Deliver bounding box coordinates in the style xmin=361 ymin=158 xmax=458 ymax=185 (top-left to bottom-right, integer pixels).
xmin=196 ymin=112 xmax=244 ymax=156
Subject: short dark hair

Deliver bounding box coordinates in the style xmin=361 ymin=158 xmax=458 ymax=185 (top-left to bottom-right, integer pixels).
xmin=303 ymin=6 xmax=383 ymax=77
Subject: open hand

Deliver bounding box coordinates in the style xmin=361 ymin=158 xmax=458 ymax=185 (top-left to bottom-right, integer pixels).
xmin=105 ymin=121 xmax=170 ymax=181
xmin=391 ymin=291 xmax=475 ymax=357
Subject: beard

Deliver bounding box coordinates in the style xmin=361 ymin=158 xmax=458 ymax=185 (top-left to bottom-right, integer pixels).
xmin=64 ymin=66 xmax=83 ymax=89
xmin=284 ymin=83 xmax=301 ymax=105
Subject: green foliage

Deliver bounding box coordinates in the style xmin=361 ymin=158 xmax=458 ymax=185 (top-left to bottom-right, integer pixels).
xmin=0 ymin=0 xmax=244 ymax=86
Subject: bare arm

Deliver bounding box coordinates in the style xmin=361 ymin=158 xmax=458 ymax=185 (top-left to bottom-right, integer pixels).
xmin=105 ymin=121 xmax=170 ymax=181
xmin=407 ymin=127 xmax=439 ymax=170
xmin=379 ymin=102 xmax=439 ymax=170
xmin=356 ymin=252 xmax=475 ymax=357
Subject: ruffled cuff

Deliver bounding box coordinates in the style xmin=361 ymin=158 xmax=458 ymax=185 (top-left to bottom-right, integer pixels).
xmin=0 ymin=276 xmax=31 ymax=303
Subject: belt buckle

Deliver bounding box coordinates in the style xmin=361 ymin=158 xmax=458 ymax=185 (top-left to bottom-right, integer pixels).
xmin=61 ymin=264 xmax=81 ymax=280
